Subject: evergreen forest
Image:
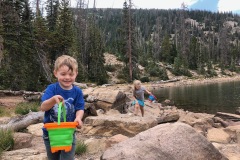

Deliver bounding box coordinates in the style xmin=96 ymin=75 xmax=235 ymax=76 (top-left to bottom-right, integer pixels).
xmin=1 ymin=0 xmax=240 ymax=91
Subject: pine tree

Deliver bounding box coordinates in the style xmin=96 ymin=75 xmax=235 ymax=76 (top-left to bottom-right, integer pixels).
xmin=55 ymin=0 xmax=74 ymax=56
xmin=46 ymin=0 xmax=59 ymax=31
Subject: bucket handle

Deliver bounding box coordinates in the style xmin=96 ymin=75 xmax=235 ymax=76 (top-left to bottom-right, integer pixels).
xmin=57 ymin=102 xmax=66 ymax=125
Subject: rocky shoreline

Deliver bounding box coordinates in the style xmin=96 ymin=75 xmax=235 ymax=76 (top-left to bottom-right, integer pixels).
xmin=1 ymin=75 xmax=240 ymax=159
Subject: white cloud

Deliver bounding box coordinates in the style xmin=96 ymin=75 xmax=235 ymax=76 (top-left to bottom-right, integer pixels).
xmin=218 ymin=0 xmax=240 ymax=12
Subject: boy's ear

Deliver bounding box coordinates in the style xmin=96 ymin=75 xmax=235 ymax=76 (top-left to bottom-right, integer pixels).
xmin=53 ymin=70 xmax=58 ymax=78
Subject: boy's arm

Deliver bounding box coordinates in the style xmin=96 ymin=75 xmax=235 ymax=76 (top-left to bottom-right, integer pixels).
xmin=75 ymin=110 xmax=84 ymax=129
xmin=145 ymin=89 xmax=152 ymax=95
xmin=41 ymin=95 xmax=64 ymax=111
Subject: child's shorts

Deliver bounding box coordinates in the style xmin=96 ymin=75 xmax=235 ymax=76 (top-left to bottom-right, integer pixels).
xmin=132 ymin=100 xmax=144 ymax=107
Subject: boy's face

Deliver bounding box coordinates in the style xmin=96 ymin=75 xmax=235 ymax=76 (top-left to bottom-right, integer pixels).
xmin=135 ymin=83 xmax=141 ymax=90
xmin=54 ymin=65 xmax=78 ymax=90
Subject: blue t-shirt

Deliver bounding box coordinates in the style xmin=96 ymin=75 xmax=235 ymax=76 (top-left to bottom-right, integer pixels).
xmin=41 ymin=82 xmax=85 ymax=135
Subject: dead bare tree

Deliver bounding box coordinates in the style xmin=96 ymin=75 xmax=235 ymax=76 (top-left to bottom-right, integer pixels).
xmin=128 ymin=0 xmax=133 ymax=81
xmin=0 ymin=0 xmax=3 ymax=64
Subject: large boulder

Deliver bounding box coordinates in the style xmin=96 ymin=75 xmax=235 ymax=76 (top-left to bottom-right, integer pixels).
xmin=101 ymin=122 xmax=227 ymax=160
xmin=92 ymin=88 xmax=127 ymax=111
xmin=105 ymin=134 xmax=129 ymax=149
xmin=83 ymin=114 xmax=157 ymax=137
xmin=213 ymin=143 xmax=240 ymax=160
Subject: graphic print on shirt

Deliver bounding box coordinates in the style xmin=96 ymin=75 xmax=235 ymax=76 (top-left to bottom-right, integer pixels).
xmin=49 ymin=97 xmax=75 ymax=122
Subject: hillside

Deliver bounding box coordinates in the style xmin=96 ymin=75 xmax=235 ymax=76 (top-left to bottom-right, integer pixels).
xmin=104 ymin=53 xmax=239 ymax=84
xmin=1 ymin=1 xmax=240 ymax=91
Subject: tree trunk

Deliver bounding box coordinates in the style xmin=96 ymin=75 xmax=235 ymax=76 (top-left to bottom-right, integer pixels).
xmin=215 ymin=112 xmax=240 ymax=122
xmin=0 ymin=112 xmax=44 ymax=131
xmin=128 ymin=0 xmax=132 ymax=81
xmin=0 ymin=0 xmax=3 ymax=63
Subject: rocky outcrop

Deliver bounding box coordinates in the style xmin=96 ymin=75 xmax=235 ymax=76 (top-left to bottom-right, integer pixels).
xmin=101 ymin=122 xmax=228 ymax=160
xmin=83 ymin=87 xmax=127 ymax=112
xmin=83 ymin=114 xmax=158 ymax=137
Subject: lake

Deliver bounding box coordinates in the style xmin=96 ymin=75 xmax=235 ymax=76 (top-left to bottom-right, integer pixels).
xmin=151 ymin=80 xmax=240 ymax=114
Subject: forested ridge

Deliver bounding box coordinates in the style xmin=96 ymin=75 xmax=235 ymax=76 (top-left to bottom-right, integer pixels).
xmin=1 ymin=0 xmax=240 ymax=91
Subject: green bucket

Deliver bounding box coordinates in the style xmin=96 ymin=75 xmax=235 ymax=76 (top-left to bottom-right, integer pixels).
xmin=44 ymin=102 xmax=78 ymax=153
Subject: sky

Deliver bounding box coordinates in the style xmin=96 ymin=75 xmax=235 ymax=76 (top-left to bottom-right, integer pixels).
xmin=69 ymin=0 xmax=240 ymax=13
xmin=32 ymin=0 xmax=240 ymax=14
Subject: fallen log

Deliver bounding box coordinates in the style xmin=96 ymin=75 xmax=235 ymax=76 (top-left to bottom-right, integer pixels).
xmin=215 ymin=112 xmax=240 ymax=122
xmin=0 ymin=90 xmax=42 ymax=96
xmin=0 ymin=111 xmax=44 ymax=131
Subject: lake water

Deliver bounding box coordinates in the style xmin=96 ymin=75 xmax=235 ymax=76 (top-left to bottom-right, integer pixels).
xmin=151 ymin=81 xmax=240 ymax=114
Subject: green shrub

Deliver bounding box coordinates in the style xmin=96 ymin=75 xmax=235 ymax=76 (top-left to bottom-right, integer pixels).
xmin=105 ymin=65 xmax=117 ymax=72
xmin=15 ymin=102 xmax=39 ymax=115
xmin=0 ymin=107 xmax=4 ymax=116
xmin=140 ymin=76 xmax=150 ymax=82
xmin=159 ymin=68 xmax=169 ymax=80
xmin=75 ymin=141 xmax=87 ymax=155
xmin=207 ymin=69 xmax=217 ymax=77
xmin=0 ymin=129 xmax=14 ymax=153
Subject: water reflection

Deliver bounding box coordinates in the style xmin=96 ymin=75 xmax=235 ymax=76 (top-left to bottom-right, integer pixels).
xmin=152 ymin=81 xmax=240 ymax=114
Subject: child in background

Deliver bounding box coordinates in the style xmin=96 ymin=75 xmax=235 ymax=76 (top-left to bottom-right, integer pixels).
xmin=41 ymin=55 xmax=85 ymax=160
xmin=132 ymin=80 xmax=152 ymax=117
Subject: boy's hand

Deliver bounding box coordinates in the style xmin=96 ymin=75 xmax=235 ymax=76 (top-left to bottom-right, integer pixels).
xmin=74 ymin=118 xmax=83 ymax=129
xmin=52 ymin=95 xmax=64 ymax=104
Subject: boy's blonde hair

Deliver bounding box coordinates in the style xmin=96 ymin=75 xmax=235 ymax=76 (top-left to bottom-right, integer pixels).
xmin=133 ymin=80 xmax=141 ymax=86
xmin=133 ymin=80 xmax=141 ymax=90
xmin=54 ymin=55 xmax=78 ymax=72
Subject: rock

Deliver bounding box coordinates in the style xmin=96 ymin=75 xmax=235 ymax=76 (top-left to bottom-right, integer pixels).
xmin=236 ymin=107 xmax=240 ymax=115
xmin=74 ymin=82 xmax=88 ymax=89
xmin=178 ymin=112 xmax=214 ymax=133
xmin=161 ymin=99 xmax=174 ymax=107
xmin=85 ymin=137 xmax=107 ymax=154
xmin=82 ymin=87 xmax=94 ymax=96
xmin=92 ymin=88 xmax=126 ymax=111
xmin=83 ymin=104 xmax=98 ymax=120
xmin=1 ymin=148 xmax=47 ymax=160
xmin=27 ymin=123 xmax=43 ymax=137
xmin=224 ymin=125 xmax=240 ymax=143
xmin=213 ymin=143 xmax=240 ymax=160
xmin=86 ymin=95 xmax=97 ymax=103
xmin=83 ymin=114 xmax=157 ymax=137
xmin=13 ymin=132 xmax=33 ymax=150
xmin=215 ymin=112 xmax=240 ymax=122
xmin=97 ymin=109 xmax=105 ymax=115
xmin=213 ymin=117 xmax=229 ymax=127
xmin=95 ymin=101 xmax=113 ymax=111
xmin=157 ymin=110 xmax=180 ymax=123
xmin=105 ymin=134 xmax=129 ymax=149
xmin=207 ymin=128 xmax=231 ymax=144
xmin=101 ymin=122 xmax=227 ymax=160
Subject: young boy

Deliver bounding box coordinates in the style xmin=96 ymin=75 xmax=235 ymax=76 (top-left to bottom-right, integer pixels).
xmin=41 ymin=55 xmax=84 ymax=160
xmin=132 ymin=80 xmax=152 ymax=117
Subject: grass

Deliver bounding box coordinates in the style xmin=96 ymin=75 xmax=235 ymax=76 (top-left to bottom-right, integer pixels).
xmin=0 ymin=106 xmax=11 ymax=117
xmin=75 ymin=140 xmax=88 ymax=155
xmin=15 ymin=102 xmax=39 ymax=115
xmin=0 ymin=129 xmax=14 ymax=157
